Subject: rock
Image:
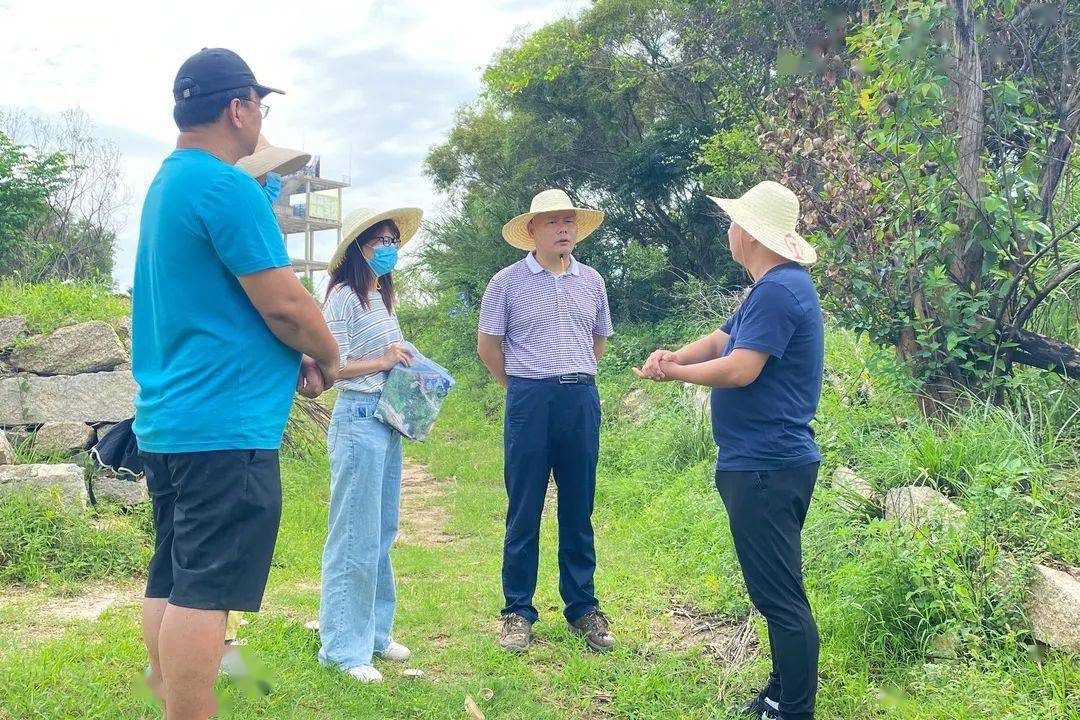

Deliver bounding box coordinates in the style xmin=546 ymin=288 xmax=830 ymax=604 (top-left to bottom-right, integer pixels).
xmin=9 ymin=321 xmax=127 ymax=375
xmin=116 ymin=361 xmax=132 ymax=371
xmin=401 ymin=669 xmax=424 ymax=679
xmin=0 ymin=463 xmax=88 ymax=510
xmin=927 ymin=631 xmax=960 ymax=660
xmin=0 ymin=431 xmax=13 ymax=464
xmin=833 ymin=465 xmax=875 ymax=507
xmin=0 ymin=316 xmax=28 ymax=350
xmin=620 ymin=389 xmax=649 ymax=425
xmin=96 ymin=422 xmax=117 ymax=439
xmin=683 ymin=383 xmax=711 ymax=413
xmin=0 ymin=358 xmax=15 ymax=378
xmin=115 ymin=316 xmax=132 ymax=341
xmin=0 ymin=371 xmax=136 ymax=425
xmin=1027 ymin=564 xmax=1080 ymax=652
xmin=90 ymin=473 xmax=149 ymax=506
xmin=33 ymin=422 xmax=95 ymax=455
xmin=883 ymin=486 xmax=966 ymax=530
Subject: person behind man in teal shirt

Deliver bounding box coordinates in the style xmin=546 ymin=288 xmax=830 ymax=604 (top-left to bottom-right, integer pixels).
xmin=132 ymin=47 xmax=339 ymax=720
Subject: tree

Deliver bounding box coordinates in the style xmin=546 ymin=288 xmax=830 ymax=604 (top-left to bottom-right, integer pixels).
xmin=0 ymin=109 xmax=127 ymax=283
xmin=425 ymin=0 xmax=853 ymax=319
xmin=0 ymin=132 xmax=67 ymax=277
xmin=758 ymin=0 xmax=1079 ymax=409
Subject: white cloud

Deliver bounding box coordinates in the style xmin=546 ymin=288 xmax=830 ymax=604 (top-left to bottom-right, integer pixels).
xmin=0 ymin=0 xmax=588 ymax=292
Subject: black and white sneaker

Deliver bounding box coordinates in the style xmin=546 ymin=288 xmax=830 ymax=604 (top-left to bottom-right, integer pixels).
xmin=739 ymin=687 xmax=780 ymax=716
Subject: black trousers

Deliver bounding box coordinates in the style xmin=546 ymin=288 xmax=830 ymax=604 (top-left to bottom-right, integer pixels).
xmin=501 ymin=376 xmax=601 ymax=623
xmin=715 ymin=463 xmax=820 ymax=720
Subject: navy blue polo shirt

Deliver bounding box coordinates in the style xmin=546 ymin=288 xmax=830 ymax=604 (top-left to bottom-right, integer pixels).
xmin=711 ymin=263 xmax=824 ymax=471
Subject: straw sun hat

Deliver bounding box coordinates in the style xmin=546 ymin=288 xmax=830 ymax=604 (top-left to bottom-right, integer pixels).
xmin=236 ymin=134 xmax=311 ymax=182
xmin=707 ymin=181 xmax=818 ymax=265
xmin=328 ymin=207 xmax=424 ymax=272
xmin=501 ymin=189 xmax=605 ymax=251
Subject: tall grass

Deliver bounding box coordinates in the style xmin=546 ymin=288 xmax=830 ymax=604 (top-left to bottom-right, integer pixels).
xmin=0 ymin=279 xmax=130 ymax=334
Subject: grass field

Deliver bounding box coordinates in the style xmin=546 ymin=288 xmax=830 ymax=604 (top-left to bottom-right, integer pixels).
xmin=0 ymin=285 xmax=1077 ymax=719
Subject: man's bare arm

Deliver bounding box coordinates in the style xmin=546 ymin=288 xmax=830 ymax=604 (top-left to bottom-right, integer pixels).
xmin=477 ymin=332 xmax=509 ymax=388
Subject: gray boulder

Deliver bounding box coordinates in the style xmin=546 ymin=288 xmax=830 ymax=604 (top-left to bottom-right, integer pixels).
xmin=0 ymin=370 xmax=137 ymax=425
xmin=1027 ymin=564 xmax=1080 ymax=652
xmin=620 ymin=389 xmax=649 ymax=425
xmin=833 ymin=465 xmax=876 ymax=508
xmin=0 ymin=431 xmax=13 ymax=465
xmin=0 ymin=316 xmax=28 ymax=350
xmin=90 ymin=473 xmax=149 ymax=506
xmin=10 ymin=321 xmax=127 ymax=376
xmin=115 ymin=316 xmax=132 ymax=353
xmin=0 ymin=463 xmax=88 ymax=510
xmin=33 ymin=422 xmax=95 ymax=455
xmin=682 ymin=383 xmax=711 ymax=413
xmin=883 ymin=486 xmax=966 ymax=530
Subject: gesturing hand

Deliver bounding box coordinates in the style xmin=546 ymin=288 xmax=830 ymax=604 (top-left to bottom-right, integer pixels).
xmin=381 ymin=342 xmax=415 ymax=371
xmin=633 ymin=349 xmax=677 ymax=381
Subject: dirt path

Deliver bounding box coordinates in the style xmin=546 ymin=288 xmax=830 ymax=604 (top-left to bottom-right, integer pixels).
xmin=397 ymin=460 xmax=455 ymax=546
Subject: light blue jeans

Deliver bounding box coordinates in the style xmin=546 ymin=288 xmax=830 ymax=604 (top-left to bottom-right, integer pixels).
xmin=319 ymin=390 xmax=403 ymax=670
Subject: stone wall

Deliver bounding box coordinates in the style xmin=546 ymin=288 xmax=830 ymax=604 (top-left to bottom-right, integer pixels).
xmin=0 ymin=317 xmax=146 ymax=508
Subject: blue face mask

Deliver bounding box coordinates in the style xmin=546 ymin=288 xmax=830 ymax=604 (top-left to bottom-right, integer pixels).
xmin=262 ymin=172 xmax=282 ymax=204
xmin=367 ymin=245 xmax=398 ymax=276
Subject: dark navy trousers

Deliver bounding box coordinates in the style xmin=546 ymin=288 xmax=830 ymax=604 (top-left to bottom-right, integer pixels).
xmin=501 ymin=376 xmax=601 ymax=623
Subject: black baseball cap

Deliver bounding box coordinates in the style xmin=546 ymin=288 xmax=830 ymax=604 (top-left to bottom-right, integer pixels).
xmin=173 ymin=48 xmax=285 ymax=102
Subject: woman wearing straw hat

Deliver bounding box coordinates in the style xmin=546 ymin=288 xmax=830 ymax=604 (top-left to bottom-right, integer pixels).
xmin=636 ymin=181 xmax=824 ymax=720
xmin=317 ymin=206 xmax=423 ymax=683
xmin=478 ymin=189 xmax=616 ymax=654
xmin=236 ymin=133 xmax=311 ymax=208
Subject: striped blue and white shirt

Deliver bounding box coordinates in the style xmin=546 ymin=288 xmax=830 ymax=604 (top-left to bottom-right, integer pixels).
xmin=323 ymin=284 xmax=403 ymax=393
xmin=479 ymin=253 xmax=613 ymax=379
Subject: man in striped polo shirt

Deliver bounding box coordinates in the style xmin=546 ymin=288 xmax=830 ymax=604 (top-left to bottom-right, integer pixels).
xmin=478 ymin=189 xmax=616 ymax=654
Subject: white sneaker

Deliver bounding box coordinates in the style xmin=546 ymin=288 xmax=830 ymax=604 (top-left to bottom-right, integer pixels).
xmin=346 ymin=665 xmax=383 ymax=683
xmin=376 ymin=641 xmax=411 ymax=661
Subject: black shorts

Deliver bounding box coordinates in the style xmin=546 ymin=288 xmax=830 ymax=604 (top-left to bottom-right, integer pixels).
xmin=140 ymin=449 xmax=282 ymax=612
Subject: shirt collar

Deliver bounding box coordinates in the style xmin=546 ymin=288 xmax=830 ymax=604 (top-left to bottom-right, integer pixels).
xmin=526 ymin=251 xmax=580 ymax=276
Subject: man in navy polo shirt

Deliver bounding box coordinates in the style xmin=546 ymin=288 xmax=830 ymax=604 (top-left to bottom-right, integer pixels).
xmin=636 ymin=181 xmax=824 ymax=720
xmin=478 ymin=189 xmax=616 ymax=654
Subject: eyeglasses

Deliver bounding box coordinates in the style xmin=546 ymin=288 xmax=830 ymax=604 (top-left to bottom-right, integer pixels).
xmin=239 ymin=98 xmax=270 ymax=118
xmin=369 ymin=235 xmax=400 ymax=248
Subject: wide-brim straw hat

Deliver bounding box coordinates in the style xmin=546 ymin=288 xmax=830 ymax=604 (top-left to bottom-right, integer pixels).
xmin=707 ymin=181 xmax=818 ymax=265
xmin=236 ymin=134 xmax=311 ymax=182
xmin=328 ymin=207 xmax=424 ymax=272
xmin=501 ymin=189 xmax=605 ymax=251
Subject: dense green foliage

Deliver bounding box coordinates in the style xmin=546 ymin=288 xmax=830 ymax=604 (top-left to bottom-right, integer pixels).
xmin=0 ymin=132 xmax=67 ymax=279
xmin=765 ymin=0 xmax=1080 ymax=401
xmin=423 ymin=0 xmax=854 ymax=320
xmin=425 ymin=0 xmax=1080 ymax=403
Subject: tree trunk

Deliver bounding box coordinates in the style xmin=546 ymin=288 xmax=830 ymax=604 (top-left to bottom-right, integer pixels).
xmin=1038 ymin=80 xmax=1080 ymax=223
xmin=975 ymin=315 xmax=1080 ymax=376
xmin=950 ymin=0 xmax=985 ymax=290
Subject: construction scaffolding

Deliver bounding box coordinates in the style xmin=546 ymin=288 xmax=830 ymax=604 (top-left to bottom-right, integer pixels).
xmin=274 ymin=174 xmax=349 ymax=283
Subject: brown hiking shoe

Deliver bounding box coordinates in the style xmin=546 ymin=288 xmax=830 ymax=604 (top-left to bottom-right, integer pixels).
xmin=499 ymin=614 xmax=533 ymax=652
xmin=569 ymin=610 xmax=616 ymax=652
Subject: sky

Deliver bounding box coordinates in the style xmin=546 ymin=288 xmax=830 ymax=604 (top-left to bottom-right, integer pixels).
xmin=0 ymin=0 xmax=588 ymax=292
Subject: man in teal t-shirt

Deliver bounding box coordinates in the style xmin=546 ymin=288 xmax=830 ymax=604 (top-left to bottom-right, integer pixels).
xmin=132 ymin=48 xmax=339 ymax=720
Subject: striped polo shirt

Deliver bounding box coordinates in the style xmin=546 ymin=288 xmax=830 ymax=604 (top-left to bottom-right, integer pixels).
xmin=323 ymin=284 xmax=403 ymax=393
xmin=479 ymin=253 xmax=613 ymax=379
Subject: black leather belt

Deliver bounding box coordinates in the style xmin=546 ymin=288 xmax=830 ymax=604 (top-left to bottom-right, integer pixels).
xmin=554 ymin=373 xmax=595 ymax=385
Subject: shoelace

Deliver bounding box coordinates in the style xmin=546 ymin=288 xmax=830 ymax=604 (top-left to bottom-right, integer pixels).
xmin=582 ymin=611 xmax=610 ymax=634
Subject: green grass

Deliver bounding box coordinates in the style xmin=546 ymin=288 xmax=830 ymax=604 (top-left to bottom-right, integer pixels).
xmin=0 ymin=279 xmax=130 ymax=334
xmin=0 ymin=290 xmax=1076 ymax=717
